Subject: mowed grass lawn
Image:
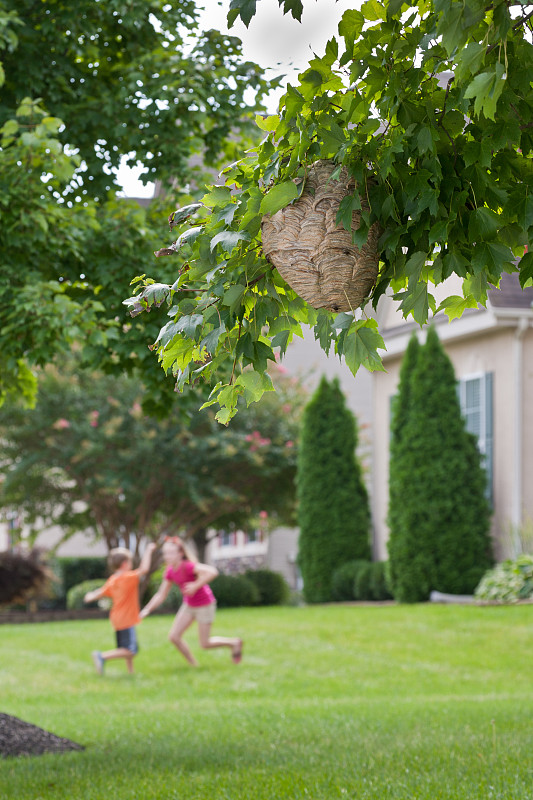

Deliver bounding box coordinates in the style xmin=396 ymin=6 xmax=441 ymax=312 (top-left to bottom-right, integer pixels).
xmin=0 ymin=603 xmax=532 ymax=800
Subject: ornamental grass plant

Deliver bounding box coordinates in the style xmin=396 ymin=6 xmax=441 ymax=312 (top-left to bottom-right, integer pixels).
xmin=1 ymin=604 xmax=531 ymax=800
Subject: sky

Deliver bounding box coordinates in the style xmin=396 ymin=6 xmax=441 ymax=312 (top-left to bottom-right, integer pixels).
xmin=117 ymin=0 xmax=357 ymax=196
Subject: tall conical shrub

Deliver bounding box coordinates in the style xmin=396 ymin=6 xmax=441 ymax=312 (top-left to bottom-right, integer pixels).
xmin=387 ymin=327 xmax=493 ymax=602
xmin=387 ymin=333 xmax=422 ymax=596
xmin=297 ymin=377 xmax=371 ymax=603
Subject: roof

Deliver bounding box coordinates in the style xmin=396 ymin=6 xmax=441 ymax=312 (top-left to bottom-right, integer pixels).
xmin=488 ymin=272 xmax=533 ymax=310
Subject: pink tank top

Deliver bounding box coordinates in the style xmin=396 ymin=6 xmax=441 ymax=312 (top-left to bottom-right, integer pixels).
xmin=164 ymin=561 xmax=215 ymax=607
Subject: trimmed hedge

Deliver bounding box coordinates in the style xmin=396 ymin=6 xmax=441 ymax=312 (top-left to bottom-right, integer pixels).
xmin=57 ymin=557 xmax=108 ymax=595
xmin=211 ymin=574 xmax=259 ymax=608
xmin=243 ymin=569 xmax=289 ymax=605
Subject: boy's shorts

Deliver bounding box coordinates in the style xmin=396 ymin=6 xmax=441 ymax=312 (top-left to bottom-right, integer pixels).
xmin=116 ymin=626 xmax=138 ymax=655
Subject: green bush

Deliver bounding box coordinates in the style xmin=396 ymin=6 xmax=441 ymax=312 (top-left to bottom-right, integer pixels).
xmin=211 ymin=574 xmax=259 ymax=608
xmin=354 ymin=562 xmax=373 ymax=600
xmin=369 ymin=562 xmax=394 ymax=601
xmin=143 ymin=568 xmax=182 ymax=611
xmin=66 ymin=579 xmax=111 ymax=611
xmin=331 ymin=560 xmax=370 ymax=601
xmin=243 ymin=569 xmax=289 ymax=605
xmin=474 ymin=555 xmax=533 ymax=603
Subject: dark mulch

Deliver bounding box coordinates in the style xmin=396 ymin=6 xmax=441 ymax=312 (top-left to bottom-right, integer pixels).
xmin=0 ymin=713 xmax=84 ymax=758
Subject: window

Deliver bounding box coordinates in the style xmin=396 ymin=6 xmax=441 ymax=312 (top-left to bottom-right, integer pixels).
xmin=458 ymin=373 xmax=493 ymax=502
xmin=219 ymin=530 xmax=232 ymax=547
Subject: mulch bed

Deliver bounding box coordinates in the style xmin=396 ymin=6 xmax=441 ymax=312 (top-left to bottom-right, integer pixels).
xmin=0 ymin=713 xmax=84 ymax=758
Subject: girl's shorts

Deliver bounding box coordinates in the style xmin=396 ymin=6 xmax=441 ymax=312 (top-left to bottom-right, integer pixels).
xmin=179 ymin=601 xmax=216 ymax=624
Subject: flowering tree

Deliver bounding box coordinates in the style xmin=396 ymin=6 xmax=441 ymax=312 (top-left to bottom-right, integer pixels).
xmin=0 ymin=361 xmax=304 ymax=560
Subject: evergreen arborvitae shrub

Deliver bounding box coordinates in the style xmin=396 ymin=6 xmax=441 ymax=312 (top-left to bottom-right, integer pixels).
xmin=387 ymin=327 xmax=493 ymax=602
xmin=297 ymin=377 xmax=371 ymax=603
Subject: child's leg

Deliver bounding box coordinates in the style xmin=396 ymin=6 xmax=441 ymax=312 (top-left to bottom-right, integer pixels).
xmin=168 ymin=605 xmax=198 ymax=666
xmin=100 ymin=647 xmax=136 ymax=673
xmin=197 ymin=622 xmax=243 ymax=663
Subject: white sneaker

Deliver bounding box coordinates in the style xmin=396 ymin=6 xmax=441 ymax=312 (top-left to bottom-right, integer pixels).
xmin=91 ymin=650 xmax=104 ymax=675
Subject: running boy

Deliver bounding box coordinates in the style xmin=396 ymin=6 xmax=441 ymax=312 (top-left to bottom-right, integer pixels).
xmin=84 ymin=542 xmax=156 ymax=674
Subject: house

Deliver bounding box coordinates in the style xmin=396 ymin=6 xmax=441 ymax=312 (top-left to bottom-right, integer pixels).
xmin=215 ymin=270 xmax=533 ymax=577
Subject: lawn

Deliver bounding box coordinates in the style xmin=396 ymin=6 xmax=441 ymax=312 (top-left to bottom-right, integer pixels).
xmin=0 ymin=603 xmax=532 ymax=799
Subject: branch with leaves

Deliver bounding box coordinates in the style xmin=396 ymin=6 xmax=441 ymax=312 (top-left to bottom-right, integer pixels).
xmin=127 ymin=0 xmax=533 ymax=421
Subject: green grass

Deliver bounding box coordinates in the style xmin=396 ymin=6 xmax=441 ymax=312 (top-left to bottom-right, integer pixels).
xmin=1 ymin=604 xmax=532 ymax=799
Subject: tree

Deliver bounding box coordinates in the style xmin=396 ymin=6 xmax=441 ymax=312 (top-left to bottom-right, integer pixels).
xmin=387 ymin=327 xmax=493 ymax=602
xmin=0 ymin=1 xmax=276 ymax=406
xmin=0 ymin=1 xmax=274 ymax=199
xmin=129 ymin=0 xmax=533 ymax=421
xmin=0 ymin=360 xmax=303 ymax=561
xmin=297 ymin=377 xmax=371 ymax=603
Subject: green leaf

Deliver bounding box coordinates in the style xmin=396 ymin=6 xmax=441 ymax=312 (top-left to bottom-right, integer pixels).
xmin=464 ymin=65 xmax=506 ymax=121
xmin=260 ymin=181 xmax=300 ymax=216
xmin=463 ymin=273 xmax=489 ymax=304
xmin=394 ymin=283 xmax=434 ymax=325
xmin=255 ymin=114 xmax=280 ymax=132
xmin=176 ymin=314 xmax=204 ymax=341
xmin=339 ymin=9 xmax=365 ymax=55
xmin=168 ymin=204 xmax=203 ymax=229
xmin=417 ymin=125 xmax=435 ymax=154
xmin=436 ymin=294 xmax=479 ymax=321
xmin=518 ymin=252 xmax=533 ymax=288
xmin=202 ymin=186 xmax=233 ymax=208
xmin=455 ymin=42 xmax=485 ymax=80
xmin=279 ymin=0 xmax=304 ymax=21
xmin=342 ymin=320 xmax=385 ymax=375
xmin=360 ymin=0 xmax=385 ymax=22
xmin=471 ymin=241 xmax=515 ymax=274
xmin=210 ymin=230 xmax=250 ymax=253
xmin=227 ymin=0 xmax=257 ymax=27
xmin=221 ymin=285 xmax=245 ymax=314
xmin=404 ymin=251 xmax=428 ymax=281
xmin=200 ymin=324 xmax=226 ymax=354
xmin=468 ymin=207 xmax=500 ymax=241
xmin=236 ymin=369 xmax=274 ymax=406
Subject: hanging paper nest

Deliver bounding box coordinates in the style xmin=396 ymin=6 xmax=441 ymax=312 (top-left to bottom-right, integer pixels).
xmin=261 ymin=160 xmax=381 ymax=312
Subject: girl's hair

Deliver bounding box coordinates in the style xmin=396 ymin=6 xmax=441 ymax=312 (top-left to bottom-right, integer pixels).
xmin=108 ymin=547 xmax=133 ymax=571
xmin=164 ymin=536 xmax=197 ymax=563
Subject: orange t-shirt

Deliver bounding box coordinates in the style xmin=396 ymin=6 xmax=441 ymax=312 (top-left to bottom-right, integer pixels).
xmin=101 ymin=569 xmax=141 ymax=631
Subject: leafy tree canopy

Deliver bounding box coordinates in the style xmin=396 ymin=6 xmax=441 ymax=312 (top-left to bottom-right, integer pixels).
xmin=129 ymin=0 xmax=533 ymax=421
xmin=0 ymin=0 xmax=275 ymax=198
xmin=0 ymin=0 xmax=276 ymax=408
